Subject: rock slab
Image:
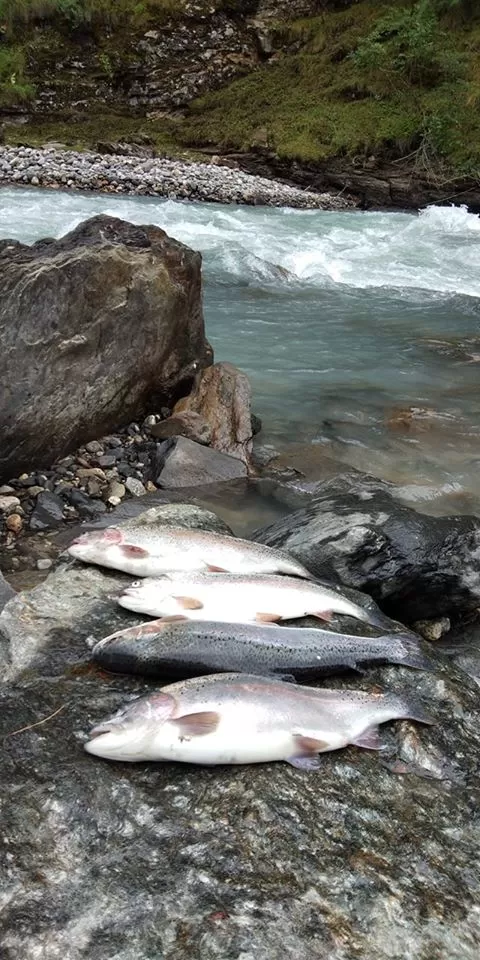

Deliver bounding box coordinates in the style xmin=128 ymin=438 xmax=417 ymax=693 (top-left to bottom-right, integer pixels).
xmin=1 ymin=503 xmax=480 ymax=959
xmin=155 ymin=436 xmax=248 ymax=488
xmin=255 ymin=472 xmax=480 ymax=623
xmin=0 ymin=214 xmax=212 ymax=481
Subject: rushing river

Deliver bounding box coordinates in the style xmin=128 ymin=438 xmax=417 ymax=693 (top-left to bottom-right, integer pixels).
xmin=2 ymin=187 xmax=480 ymax=515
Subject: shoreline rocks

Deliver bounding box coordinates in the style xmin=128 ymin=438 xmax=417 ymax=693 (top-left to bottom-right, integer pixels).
xmin=0 ymin=145 xmax=353 ymax=209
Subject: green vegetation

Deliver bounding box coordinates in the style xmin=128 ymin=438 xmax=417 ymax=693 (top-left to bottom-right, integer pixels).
xmin=0 ymin=0 xmax=479 ymax=180
xmin=180 ymin=1 xmax=480 ymax=177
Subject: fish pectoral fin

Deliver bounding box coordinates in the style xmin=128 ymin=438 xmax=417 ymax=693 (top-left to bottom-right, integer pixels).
xmin=351 ymin=724 xmax=384 ymax=751
xmin=121 ymin=544 xmax=149 ymax=558
xmin=173 ymin=596 xmax=204 ymax=610
xmin=313 ymin=610 xmax=333 ymax=622
xmin=172 ymin=711 xmax=220 ymax=737
xmin=287 ymin=734 xmax=330 ymax=770
xmin=256 ymin=612 xmax=282 ymax=623
xmin=205 ymin=563 xmax=228 ymax=573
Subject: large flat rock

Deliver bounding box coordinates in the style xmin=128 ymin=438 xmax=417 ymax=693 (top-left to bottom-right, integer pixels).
xmin=1 ymin=503 xmax=479 ymax=958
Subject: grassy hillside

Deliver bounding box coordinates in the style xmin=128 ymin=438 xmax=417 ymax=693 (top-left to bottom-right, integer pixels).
xmin=0 ymin=0 xmax=479 ymax=180
xmin=180 ymin=1 xmax=480 ymax=177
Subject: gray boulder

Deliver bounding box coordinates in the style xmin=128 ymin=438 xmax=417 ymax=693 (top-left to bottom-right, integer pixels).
xmin=155 ymin=436 xmax=247 ymax=487
xmin=1 ymin=505 xmax=479 ymax=959
xmin=0 ymin=215 xmax=212 ymax=481
xmin=254 ymin=472 xmax=480 ymax=623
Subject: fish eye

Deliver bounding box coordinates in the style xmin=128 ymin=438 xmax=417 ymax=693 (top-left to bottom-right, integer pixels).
xmin=130 ymin=580 xmax=142 ymax=588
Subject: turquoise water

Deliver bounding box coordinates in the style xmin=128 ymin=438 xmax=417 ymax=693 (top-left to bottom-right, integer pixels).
xmin=2 ymin=187 xmax=480 ymax=511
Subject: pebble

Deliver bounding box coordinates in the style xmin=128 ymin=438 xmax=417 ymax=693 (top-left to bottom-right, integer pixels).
xmin=105 ymin=481 xmax=126 ymax=502
xmin=85 ymin=441 xmax=104 ymax=454
xmin=0 ymin=485 xmax=16 ymax=495
xmin=0 ymin=495 xmax=21 ymax=514
xmin=0 ymin=146 xmax=352 ymax=210
xmin=6 ymin=513 xmax=23 ymax=535
xmin=27 ymin=486 xmax=45 ymax=497
xmin=36 ymin=558 xmax=53 ymax=571
xmin=125 ymin=477 xmax=147 ymax=497
xmin=76 ymin=467 xmax=107 ymax=481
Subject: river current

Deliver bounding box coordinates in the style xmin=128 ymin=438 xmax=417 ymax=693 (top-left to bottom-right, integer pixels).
xmin=2 ymin=187 xmax=480 ymax=515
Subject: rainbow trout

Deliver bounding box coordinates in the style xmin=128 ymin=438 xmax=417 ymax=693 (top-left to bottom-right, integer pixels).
xmin=117 ymin=571 xmax=382 ymax=626
xmin=68 ymin=526 xmax=313 ymax=579
xmin=84 ymin=673 xmax=433 ymax=768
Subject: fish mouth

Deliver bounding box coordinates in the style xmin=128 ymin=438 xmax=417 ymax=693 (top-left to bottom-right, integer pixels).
xmin=88 ymin=722 xmax=117 ymax=739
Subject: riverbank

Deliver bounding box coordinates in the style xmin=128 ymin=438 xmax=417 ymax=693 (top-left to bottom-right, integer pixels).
xmin=0 ymin=146 xmax=353 ymax=209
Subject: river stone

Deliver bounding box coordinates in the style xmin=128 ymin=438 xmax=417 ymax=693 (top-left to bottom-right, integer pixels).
xmin=254 ymin=472 xmax=480 ymax=623
xmin=0 ymin=570 xmax=14 ymax=612
xmin=156 ymin=436 xmax=248 ymax=487
xmin=1 ymin=516 xmax=479 ymax=958
xmin=29 ymin=491 xmax=65 ymax=531
xmin=0 ymin=215 xmax=212 ymax=481
xmin=151 ymin=410 xmax=212 ymax=446
xmin=174 ymin=362 xmax=253 ymax=465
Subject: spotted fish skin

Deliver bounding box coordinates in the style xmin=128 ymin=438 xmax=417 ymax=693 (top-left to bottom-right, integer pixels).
xmin=84 ymin=672 xmax=434 ymax=767
xmin=92 ymin=619 xmax=433 ymax=680
xmin=67 ymin=525 xmax=314 ymax=579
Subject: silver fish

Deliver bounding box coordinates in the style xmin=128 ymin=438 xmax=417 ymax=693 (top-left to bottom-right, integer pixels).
xmin=117 ymin=571 xmax=380 ymax=626
xmin=92 ymin=619 xmax=433 ymax=679
xmin=68 ymin=525 xmax=313 ymax=579
xmin=84 ymin=673 xmax=433 ymax=767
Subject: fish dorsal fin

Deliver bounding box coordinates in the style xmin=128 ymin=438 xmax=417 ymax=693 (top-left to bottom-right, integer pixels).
xmin=173 ymin=596 xmax=204 ymax=610
xmin=172 ymin=711 xmax=220 ymax=737
xmin=351 ymin=725 xmax=383 ymax=751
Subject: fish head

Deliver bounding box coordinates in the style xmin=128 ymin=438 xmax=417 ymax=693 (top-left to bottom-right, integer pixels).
xmin=118 ymin=577 xmax=176 ymax=614
xmin=85 ymin=692 xmax=176 ymax=761
xmin=68 ymin=528 xmax=128 ymax=564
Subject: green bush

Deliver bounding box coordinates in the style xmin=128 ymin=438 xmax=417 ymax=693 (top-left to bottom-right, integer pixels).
xmin=0 ymin=45 xmax=35 ymax=104
xmin=352 ymin=1 xmax=463 ymax=88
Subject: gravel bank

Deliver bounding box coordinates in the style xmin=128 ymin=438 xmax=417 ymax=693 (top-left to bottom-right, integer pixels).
xmin=0 ymin=145 xmax=353 ymax=209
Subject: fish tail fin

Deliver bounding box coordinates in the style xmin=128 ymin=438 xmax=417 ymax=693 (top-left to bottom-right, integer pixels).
xmin=390 ymin=693 xmax=435 ymax=727
xmin=395 ymin=634 xmax=435 ymax=672
xmin=362 ymin=606 xmax=393 ymax=629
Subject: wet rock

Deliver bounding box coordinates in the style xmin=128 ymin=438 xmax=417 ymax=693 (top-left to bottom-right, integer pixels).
xmin=254 ymin=472 xmax=480 ymax=623
xmin=174 ymin=362 xmax=253 ymax=465
xmin=413 ymin=618 xmax=451 ymax=642
xmin=0 ymin=505 xmax=479 ymax=959
xmin=105 ymin=480 xmax=126 ymax=503
xmin=0 ymin=214 xmax=211 ymax=481
xmin=0 ymin=569 xmax=14 ymax=612
xmin=151 ymin=410 xmax=212 ymax=446
xmin=30 ymin=491 xmax=65 ymax=531
xmin=156 ymin=436 xmax=248 ymax=487
xmin=251 ymin=413 xmax=262 ymax=436
xmin=125 ymin=477 xmax=147 ymax=497
xmin=65 ymin=489 xmax=107 ymax=520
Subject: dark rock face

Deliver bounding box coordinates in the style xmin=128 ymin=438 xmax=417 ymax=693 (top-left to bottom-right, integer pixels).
xmin=254 ymin=473 xmax=480 ymax=623
xmin=156 ymin=436 xmax=248 ymax=487
xmin=0 ymin=215 xmax=211 ymax=481
xmin=1 ymin=503 xmax=480 ymax=958
xmin=0 ymin=570 xmax=14 ymax=612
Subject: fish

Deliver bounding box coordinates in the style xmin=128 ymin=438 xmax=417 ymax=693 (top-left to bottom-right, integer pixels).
xmin=92 ymin=619 xmax=433 ymax=680
xmin=67 ymin=525 xmax=314 ymax=580
xmin=117 ymin=571 xmax=382 ymax=626
xmin=84 ymin=672 xmax=434 ymax=767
